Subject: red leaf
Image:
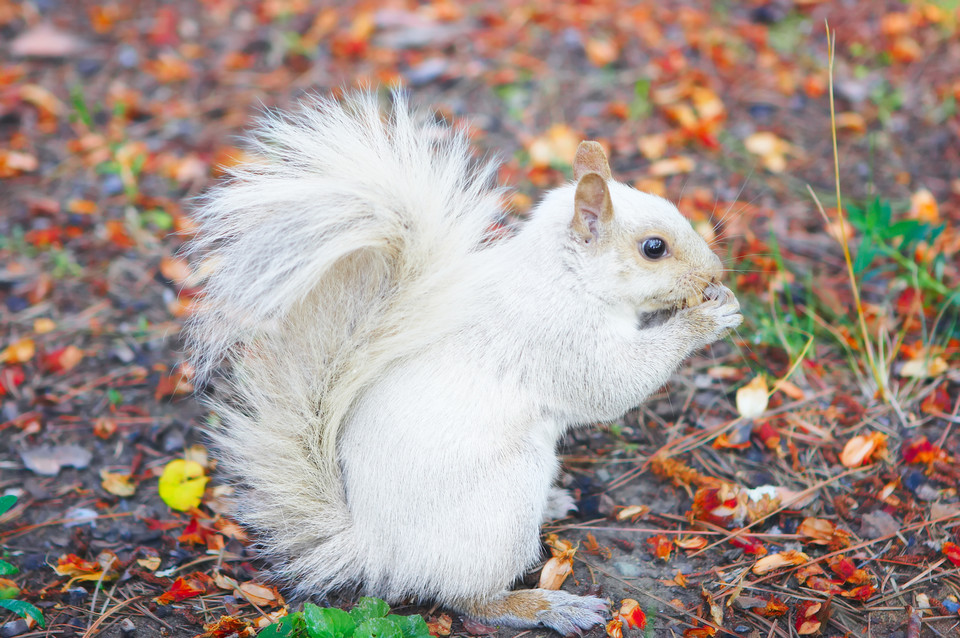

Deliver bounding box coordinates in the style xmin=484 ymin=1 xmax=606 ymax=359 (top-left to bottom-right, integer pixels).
xmin=155 ymin=574 xmax=208 ymax=604
xmin=943 ymin=542 xmax=960 ymax=567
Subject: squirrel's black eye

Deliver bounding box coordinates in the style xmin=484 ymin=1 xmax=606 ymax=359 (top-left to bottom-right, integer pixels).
xmin=640 ymin=237 xmax=668 ymax=260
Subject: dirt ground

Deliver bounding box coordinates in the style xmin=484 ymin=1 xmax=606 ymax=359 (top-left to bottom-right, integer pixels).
xmin=2 ymin=1 xmax=959 ymax=637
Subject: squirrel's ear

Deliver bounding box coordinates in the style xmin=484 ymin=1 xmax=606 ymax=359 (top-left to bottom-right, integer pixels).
xmin=572 ymin=172 xmax=614 ymax=244
xmin=573 ymin=141 xmax=611 ymax=181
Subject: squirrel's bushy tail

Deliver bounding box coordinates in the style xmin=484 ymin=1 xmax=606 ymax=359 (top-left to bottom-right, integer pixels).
xmin=185 ymin=91 xmax=502 ymax=594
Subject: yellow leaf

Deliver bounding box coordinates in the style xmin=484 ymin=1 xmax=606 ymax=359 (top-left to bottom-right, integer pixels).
xmin=744 ymin=132 xmax=793 ymax=173
xmin=900 ymin=355 xmax=948 ymax=378
xmin=158 ymin=459 xmax=208 ymax=511
xmin=137 ymin=555 xmax=161 ymax=571
xmin=100 ymin=469 xmax=137 ymax=497
xmin=33 ymin=318 xmax=56 ymax=334
xmin=3 ymin=338 xmax=35 ymax=363
xmin=736 ymin=374 xmax=769 ymax=419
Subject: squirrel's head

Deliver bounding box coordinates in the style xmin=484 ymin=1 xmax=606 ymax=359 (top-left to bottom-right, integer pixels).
xmin=558 ymin=141 xmax=724 ymax=314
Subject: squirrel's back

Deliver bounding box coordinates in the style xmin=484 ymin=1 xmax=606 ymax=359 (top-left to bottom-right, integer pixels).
xmin=185 ymin=91 xmax=503 ymax=594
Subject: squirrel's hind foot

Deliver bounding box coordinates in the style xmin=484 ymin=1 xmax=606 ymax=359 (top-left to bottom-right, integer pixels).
xmin=460 ymin=588 xmax=607 ymax=635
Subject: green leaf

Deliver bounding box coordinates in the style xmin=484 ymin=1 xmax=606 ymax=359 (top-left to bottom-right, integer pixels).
xmin=303 ymin=604 xmax=356 ymax=638
xmin=0 ymin=599 xmax=45 ymax=627
xmin=0 ymin=584 xmax=20 ymax=600
xmin=353 ymin=618 xmax=402 ymax=638
xmin=386 ymin=614 xmax=430 ymax=638
xmin=853 ymin=233 xmax=877 ymax=274
xmin=846 ymin=204 xmax=865 ymax=229
xmin=349 ymin=598 xmax=390 ymax=624
xmin=0 ymin=560 xmax=18 ymax=576
xmin=0 ymin=494 xmax=16 ymax=516
xmin=258 ymin=611 xmax=307 ymax=638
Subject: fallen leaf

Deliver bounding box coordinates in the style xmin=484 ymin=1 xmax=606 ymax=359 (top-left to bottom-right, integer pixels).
xmin=648 ymin=155 xmax=695 ymax=176
xmin=426 ymin=614 xmax=452 ymax=637
xmin=744 ymin=132 xmax=793 ymax=173
xmin=908 ymin=188 xmax=938 ymax=223
xmin=100 ymin=470 xmax=137 ymax=497
xmin=33 ymin=318 xmax=56 ymax=334
xmin=795 ymin=600 xmax=822 ymax=635
xmin=538 ymin=551 xmax=574 ymax=589
xmin=617 ymin=599 xmax=646 ymax=630
xmin=237 ymin=582 xmax=281 ymax=607
xmin=10 ymin=23 xmax=86 ymax=58
xmin=943 ymin=542 xmax=960 ymax=568
xmin=754 ymin=597 xmax=789 ymax=618
xmin=199 ymin=615 xmax=254 ymax=638
xmin=158 ymin=459 xmax=208 ymax=511
xmin=528 ymin=125 xmax=581 ymax=169
xmin=798 ymin=518 xmax=853 ymax=549
xmin=155 ymin=575 xmax=207 ymax=604
xmin=647 ymin=534 xmax=673 ymax=561
xmin=137 ymin=555 xmax=162 ymax=571
xmin=0 ymin=150 xmax=39 ymax=177
xmin=900 ymin=354 xmax=948 ymax=378
xmin=674 ymin=536 xmax=707 ymax=551
xmin=752 ymin=550 xmax=810 ymax=575
xmin=605 ymin=617 xmax=623 ymax=638
xmin=2 ymin=338 xmax=35 ymax=364
xmin=736 ymin=374 xmax=768 ymax=419
xmin=20 ymin=444 xmax=92 ymax=476
xmin=615 ymin=505 xmax=649 ymax=522
xmin=839 ymin=431 xmax=888 ymax=467
xmin=43 ymin=345 xmax=83 ymax=373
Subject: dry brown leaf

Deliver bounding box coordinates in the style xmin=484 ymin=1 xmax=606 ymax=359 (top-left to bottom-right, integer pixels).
xmin=237 ymin=582 xmax=281 ymax=607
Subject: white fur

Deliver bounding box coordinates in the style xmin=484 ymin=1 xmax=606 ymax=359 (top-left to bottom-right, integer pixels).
xmin=186 ymin=90 xmax=740 ymax=631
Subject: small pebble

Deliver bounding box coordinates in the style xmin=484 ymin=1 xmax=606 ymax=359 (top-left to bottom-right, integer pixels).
xmin=161 ymin=427 xmax=186 ymax=453
xmin=0 ymin=619 xmax=29 ymax=638
xmin=119 ymin=618 xmax=136 ymax=637
xmin=76 ymin=58 xmax=102 ymax=76
xmin=117 ymin=45 xmax=139 ymax=68
xmin=613 ymin=561 xmax=642 ymax=578
xmin=748 ymin=103 xmax=777 ymax=123
xmin=5 ymin=296 xmax=29 ymax=313
xmin=101 ymin=173 xmax=125 ymax=197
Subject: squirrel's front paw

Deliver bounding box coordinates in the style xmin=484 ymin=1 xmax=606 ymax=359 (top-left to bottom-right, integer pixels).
xmin=680 ymin=283 xmax=742 ymax=347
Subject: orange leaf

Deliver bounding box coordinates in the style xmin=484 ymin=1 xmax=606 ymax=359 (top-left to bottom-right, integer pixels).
xmin=839 ymin=432 xmax=888 ymax=467
xmin=617 ymin=598 xmax=646 ymax=630
xmin=943 ymin=542 xmax=960 ymax=567
xmin=647 ymin=534 xmax=673 ymax=561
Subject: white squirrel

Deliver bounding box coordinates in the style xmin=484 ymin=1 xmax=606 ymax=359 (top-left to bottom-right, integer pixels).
xmin=186 ymin=90 xmax=741 ymax=634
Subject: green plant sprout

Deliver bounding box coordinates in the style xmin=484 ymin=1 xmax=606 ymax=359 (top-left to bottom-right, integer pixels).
xmin=258 ymin=597 xmax=431 ymax=638
xmin=0 ymin=494 xmax=45 ymax=629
